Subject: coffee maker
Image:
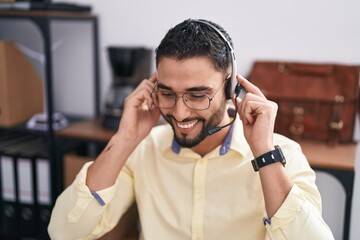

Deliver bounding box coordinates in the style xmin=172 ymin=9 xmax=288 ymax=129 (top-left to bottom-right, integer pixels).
xmin=102 ymin=47 xmax=152 ymax=129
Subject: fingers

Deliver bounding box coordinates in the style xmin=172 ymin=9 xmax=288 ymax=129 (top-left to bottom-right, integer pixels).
xmin=237 ymin=74 xmax=265 ymax=98
xmin=145 ymin=73 xmax=158 ymax=109
xmin=125 ymin=73 xmax=158 ymax=110
xmin=233 ymin=74 xmax=268 ymax=123
xmin=238 ymin=95 xmax=263 ymax=125
xmin=148 ymin=72 xmax=157 ymax=83
xmin=236 ymin=94 xmax=277 ymax=125
xmin=117 ymin=74 xmax=161 ymax=138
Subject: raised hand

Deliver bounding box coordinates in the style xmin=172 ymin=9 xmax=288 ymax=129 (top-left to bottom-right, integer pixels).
xmin=117 ymin=73 xmax=161 ymax=144
xmin=233 ymin=75 xmax=278 ymax=157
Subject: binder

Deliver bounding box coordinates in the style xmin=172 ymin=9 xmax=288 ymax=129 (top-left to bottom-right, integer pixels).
xmin=0 ymin=134 xmax=77 ymax=239
xmin=0 ymin=134 xmax=34 ymax=237
xmin=15 ymin=140 xmax=46 ymax=238
xmin=13 ymin=139 xmax=48 ymax=239
xmin=0 ymin=134 xmax=32 ymax=237
xmin=17 ymin=155 xmax=36 ymax=237
xmin=35 ymin=151 xmax=52 ymax=239
xmin=0 ymin=136 xmax=47 ymax=239
xmin=0 ymin=151 xmax=17 ymax=237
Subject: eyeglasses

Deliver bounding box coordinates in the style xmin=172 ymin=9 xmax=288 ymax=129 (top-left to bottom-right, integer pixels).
xmin=150 ymin=80 xmax=226 ymax=111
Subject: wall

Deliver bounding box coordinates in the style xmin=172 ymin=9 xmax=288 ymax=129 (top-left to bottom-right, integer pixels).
xmin=54 ymin=0 xmax=360 ymax=105
xmin=43 ymin=0 xmax=360 ymax=239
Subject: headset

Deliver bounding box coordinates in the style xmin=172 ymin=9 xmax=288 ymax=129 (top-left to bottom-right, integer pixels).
xmin=193 ymin=19 xmax=247 ymax=135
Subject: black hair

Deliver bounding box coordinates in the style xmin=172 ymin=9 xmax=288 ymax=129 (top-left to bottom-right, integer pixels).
xmin=155 ymin=19 xmax=234 ymax=73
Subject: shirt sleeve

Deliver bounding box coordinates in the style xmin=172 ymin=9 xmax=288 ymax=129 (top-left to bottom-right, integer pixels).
xmin=48 ymin=161 xmax=135 ymax=240
xmin=265 ymin=185 xmax=334 ymax=240
xmin=264 ymin=141 xmax=335 ymax=240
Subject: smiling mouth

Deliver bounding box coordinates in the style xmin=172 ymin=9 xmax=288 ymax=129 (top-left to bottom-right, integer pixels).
xmin=176 ymin=120 xmax=199 ymax=129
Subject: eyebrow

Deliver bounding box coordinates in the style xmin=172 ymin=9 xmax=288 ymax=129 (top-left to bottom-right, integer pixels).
xmin=157 ymin=82 xmax=212 ymax=92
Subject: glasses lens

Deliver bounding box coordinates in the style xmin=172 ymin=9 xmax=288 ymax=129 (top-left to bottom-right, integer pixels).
xmin=151 ymin=90 xmax=211 ymax=110
xmin=183 ymin=92 xmax=210 ymax=110
xmin=152 ymin=90 xmax=176 ymax=109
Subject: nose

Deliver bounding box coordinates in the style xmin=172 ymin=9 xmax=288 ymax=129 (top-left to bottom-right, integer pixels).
xmin=172 ymin=96 xmax=192 ymax=121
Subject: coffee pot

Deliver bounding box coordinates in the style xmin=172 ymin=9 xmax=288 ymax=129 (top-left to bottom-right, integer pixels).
xmin=102 ymin=47 xmax=152 ymax=129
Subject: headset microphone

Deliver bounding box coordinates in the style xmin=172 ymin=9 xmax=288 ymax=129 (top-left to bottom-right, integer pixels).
xmin=207 ymin=84 xmax=241 ymax=135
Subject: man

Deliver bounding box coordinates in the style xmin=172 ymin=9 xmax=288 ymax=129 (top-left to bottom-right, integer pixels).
xmin=48 ymin=19 xmax=334 ymax=239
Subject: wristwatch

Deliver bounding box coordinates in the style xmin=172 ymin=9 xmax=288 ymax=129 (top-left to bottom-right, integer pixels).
xmin=251 ymin=145 xmax=286 ymax=172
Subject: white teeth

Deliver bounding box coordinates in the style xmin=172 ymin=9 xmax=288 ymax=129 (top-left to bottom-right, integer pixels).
xmin=177 ymin=120 xmax=198 ymax=129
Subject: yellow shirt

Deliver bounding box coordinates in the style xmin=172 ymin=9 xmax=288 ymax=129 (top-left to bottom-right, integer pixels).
xmin=48 ymin=119 xmax=334 ymax=240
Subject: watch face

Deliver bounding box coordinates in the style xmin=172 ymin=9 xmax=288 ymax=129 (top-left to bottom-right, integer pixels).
xmin=276 ymin=146 xmax=286 ymax=167
xmin=251 ymin=159 xmax=260 ymax=171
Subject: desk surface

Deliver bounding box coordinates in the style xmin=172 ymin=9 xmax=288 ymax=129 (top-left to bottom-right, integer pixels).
xmin=57 ymin=119 xmax=115 ymax=142
xmin=298 ymin=139 xmax=356 ymax=171
xmin=57 ymin=119 xmax=356 ymax=171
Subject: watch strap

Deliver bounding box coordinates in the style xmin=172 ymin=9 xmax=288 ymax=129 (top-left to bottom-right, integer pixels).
xmin=251 ymin=145 xmax=286 ymax=172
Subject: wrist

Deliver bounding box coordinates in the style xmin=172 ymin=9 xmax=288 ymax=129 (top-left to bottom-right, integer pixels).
xmin=253 ymin=146 xmax=275 ymax=159
xmin=251 ymin=145 xmax=286 ymax=172
xmin=251 ymin=142 xmax=274 ymax=159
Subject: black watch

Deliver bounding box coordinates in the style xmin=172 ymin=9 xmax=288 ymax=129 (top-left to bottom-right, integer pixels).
xmin=251 ymin=145 xmax=286 ymax=172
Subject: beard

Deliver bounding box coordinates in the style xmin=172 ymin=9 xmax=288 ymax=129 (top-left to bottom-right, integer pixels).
xmin=161 ymin=102 xmax=227 ymax=148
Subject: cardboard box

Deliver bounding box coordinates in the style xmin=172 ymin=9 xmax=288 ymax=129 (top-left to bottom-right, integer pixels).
xmin=0 ymin=41 xmax=44 ymax=127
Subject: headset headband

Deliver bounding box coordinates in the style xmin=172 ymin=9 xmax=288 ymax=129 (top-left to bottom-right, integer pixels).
xmin=193 ymin=19 xmax=238 ymax=98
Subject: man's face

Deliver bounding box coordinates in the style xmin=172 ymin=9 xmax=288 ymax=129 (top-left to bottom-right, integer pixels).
xmin=156 ymin=57 xmax=228 ymax=148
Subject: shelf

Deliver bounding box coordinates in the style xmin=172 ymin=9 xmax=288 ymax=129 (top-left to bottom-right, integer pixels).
xmin=0 ymin=10 xmax=100 ymax=239
xmin=0 ymin=10 xmax=96 ymax=19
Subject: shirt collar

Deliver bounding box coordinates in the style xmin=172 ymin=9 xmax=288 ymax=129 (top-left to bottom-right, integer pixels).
xmin=171 ymin=138 xmax=181 ymax=154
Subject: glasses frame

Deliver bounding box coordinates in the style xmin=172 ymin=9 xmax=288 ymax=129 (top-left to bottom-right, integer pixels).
xmin=150 ymin=79 xmax=227 ymax=111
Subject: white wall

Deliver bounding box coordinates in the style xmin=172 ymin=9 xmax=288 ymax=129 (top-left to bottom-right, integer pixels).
xmin=55 ymin=0 xmax=360 ymax=105
xmin=53 ymin=1 xmax=360 ymax=239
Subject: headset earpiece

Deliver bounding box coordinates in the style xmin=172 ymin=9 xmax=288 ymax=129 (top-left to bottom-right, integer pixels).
xmin=193 ymin=19 xmax=240 ymax=135
xmin=225 ymin=77 xmax=232 ymax=99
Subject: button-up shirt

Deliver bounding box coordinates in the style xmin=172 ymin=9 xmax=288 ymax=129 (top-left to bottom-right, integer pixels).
xmin=48 ymin=118 xmax=334 ymax=240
